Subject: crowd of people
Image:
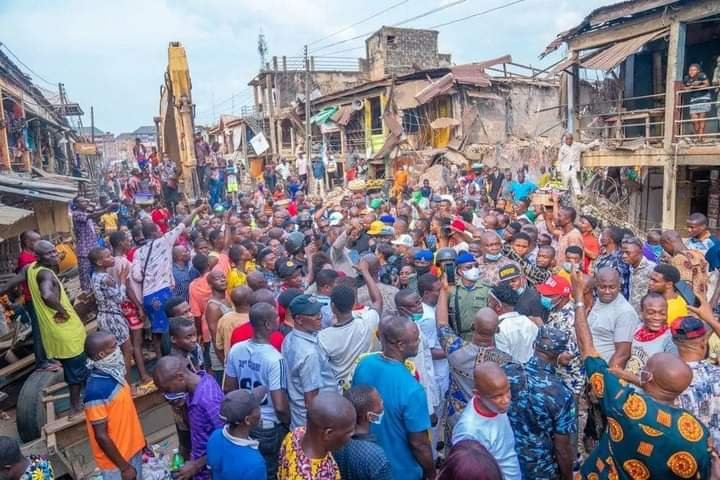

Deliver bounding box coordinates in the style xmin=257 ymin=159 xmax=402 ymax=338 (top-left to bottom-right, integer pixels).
xmin=6 ymin=150 xmax=720 ymax=480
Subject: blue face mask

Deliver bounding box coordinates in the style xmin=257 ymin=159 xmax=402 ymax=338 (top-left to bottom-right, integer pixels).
xmin=409 ymin=312 xmax=423 ymax=322
xmin=540 ymin=296 xmax=555 ymax=310
xmin=485 ymin=253 xmax=503 ymax=262
xmin=368 ymin=411 xmax=384 ymax=425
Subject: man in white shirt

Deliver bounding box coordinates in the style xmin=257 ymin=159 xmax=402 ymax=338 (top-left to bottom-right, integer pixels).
xmin=557 ymin=133 xmax=599 ymax=195
xmin=275 ymin=158 xmax=290 ymax=182
xmin=488 ymin=284 xmax=539 ymax=363
xmin=417 ymin=273 xmax=449 ymax=400
xmin=452 ymin=361 xmax=521 ymax=480
xmin=224 ymin=302 xmax=290 ymax=478
xmin=318 ymin=262 xmax=382 ymax=389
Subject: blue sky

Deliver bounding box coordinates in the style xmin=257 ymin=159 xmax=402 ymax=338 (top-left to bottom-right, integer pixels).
xmin=1 ymin=0 xmax=609 ymax=133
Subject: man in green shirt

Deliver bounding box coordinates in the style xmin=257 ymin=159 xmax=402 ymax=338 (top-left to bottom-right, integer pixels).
xmin=448 ymin=251 xmax=490 ymax=341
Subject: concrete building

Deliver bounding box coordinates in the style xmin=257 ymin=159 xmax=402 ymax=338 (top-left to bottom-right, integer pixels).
xmin=545 ymin=0 xmax=720 ymax=231
xmin=366 ymin=26 xmax=451 ymax=81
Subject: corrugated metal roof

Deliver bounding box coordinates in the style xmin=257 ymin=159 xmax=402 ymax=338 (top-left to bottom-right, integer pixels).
xmin=581 ymin=29 xmax=668 ymax=71
xmin=415 ymin=73 xmax=455 ymax=105
xmin=330 ymin=105 xmax=356 ymax=126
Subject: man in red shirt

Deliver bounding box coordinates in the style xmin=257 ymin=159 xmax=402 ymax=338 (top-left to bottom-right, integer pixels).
xmin=151 ymin=201 xmax=170 ymax=234
xmin=17 ymin=230 xmax=60 ymax=371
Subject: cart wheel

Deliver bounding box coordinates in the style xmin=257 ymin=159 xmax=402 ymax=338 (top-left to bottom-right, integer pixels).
xmin=17 ymin=369 xmax=64 ymax=442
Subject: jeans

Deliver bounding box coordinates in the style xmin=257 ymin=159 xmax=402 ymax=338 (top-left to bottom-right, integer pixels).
xmin=251 ymin=422 xmax=288 ymax=480
xmin=196 ymin=165 xmax=208 ymax=193
xmin=101 ymin=452 xmax=143 ymax=480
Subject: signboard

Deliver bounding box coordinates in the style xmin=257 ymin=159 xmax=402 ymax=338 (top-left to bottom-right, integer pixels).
xmin=250 ymin=132 xmax=270 ymax=155
xmin=74 ymin=142 xmax=98 ymax=155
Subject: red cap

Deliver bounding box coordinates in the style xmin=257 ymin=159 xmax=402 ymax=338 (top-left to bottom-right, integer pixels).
xmin=450 ymin=218 xmax=466 ymax=232
xmin=536 ymin=275 xmax=571 ymax=297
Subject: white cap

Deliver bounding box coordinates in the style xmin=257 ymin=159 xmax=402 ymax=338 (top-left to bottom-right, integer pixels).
xmin=391 ymin=234 xmax=414 ymax=248
xmin=329 ymin=212 xmax=344 ymax=226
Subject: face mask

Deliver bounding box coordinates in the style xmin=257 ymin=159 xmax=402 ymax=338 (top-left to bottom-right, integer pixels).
xmin=485 ymin=253 xmax=503 ymax=262
xmin=368 ymin=411 xmax=384 ymax=425
xmin=164 ymin=392 xmax=188 ymax=402
xmin=540 ymin=295 xmax=555 ymax=310
xmin=409 ymin=312 xmax=423 ymax=323
xmin=416 ymin=265 xmax=431 ymax=276
xmin=515 ymin=287 xmax=526 ymax=296
xmin=90 ymin=347 xmax=127 ymax=385
xmin=462 ymin=267 xmax=481 ymax=282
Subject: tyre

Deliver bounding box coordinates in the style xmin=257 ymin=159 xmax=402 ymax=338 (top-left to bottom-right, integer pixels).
xmin=17 ymin=369 xmax=64 ymax=442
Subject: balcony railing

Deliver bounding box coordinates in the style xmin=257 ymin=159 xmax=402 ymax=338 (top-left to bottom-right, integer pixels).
xmin=576 ymin=92 xmax=666 ymax=145
xmin=673 ymin=85 xmax=720 ymax=144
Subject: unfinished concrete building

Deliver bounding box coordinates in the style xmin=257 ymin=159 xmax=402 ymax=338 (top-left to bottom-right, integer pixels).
xmin=544 ymin=0 xmax=720 ymax=231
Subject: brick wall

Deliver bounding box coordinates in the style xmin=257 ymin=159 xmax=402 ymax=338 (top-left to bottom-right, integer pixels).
xmin=367 ymin=27 xmax=447 ymax=80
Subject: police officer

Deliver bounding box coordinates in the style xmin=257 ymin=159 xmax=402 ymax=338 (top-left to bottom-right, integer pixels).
xmin=448 ymin=251 xmax=491 ymax=341
xmin=503 ymin=326 xmax=576 ymax=480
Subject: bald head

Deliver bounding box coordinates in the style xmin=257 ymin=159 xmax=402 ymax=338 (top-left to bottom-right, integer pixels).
xmin=250 ymin=288 xmax=276 ymax=307
xmin=595 ymin=267 xmax=619 ymax=283
xmin=34 ymin=240 xmax=55 ymax=256
xmin=307 ymin=392 xmax=356 ymax=430
xmin=473 ymin=308 xmax=499 ymax=338
xmin=661 ymin=230 xmax=682 ymax=244
xmin=646 ymin=352 xmax=693 ymax=397
xmin=153 ymin=355 xmax=187 ymax=388
xmin=85 ymin=330 xmax=115 ymax=360
xmin=473 ymin=361 xmax=511 ymax=414
xmin=230 ymin=286 xmax=252 ymax=309
xmin=246 ymin=271 xmax=268 ymax=291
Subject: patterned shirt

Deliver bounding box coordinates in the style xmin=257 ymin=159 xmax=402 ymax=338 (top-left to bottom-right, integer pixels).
xmin=438 ymin=324 xmax=512 ymax=432
xmin=677 ymin=360 xmax=720 ymax=447
xmin=504 ymin=356 xmax=576 ymax=480
xmin=504 ymin=247 xmax=551 ymax=286
xmin=91 ymin=272 xmax=129 ymax=345
xmin=580 ymin=356 xmax=711 ymax=479
xmin=187 ymin=371 xmax=224 ymax=480
xmin=333 ymin=433 xmax=393 ymax=480
xmin=278 ymin=427 xmax=340 ymax=480
xmin=670 ymin=250 xmax=709 ymax=300
xmin=546 ymin=301 xmax=585 ymax=395
xmin=595 ymin=250 xmax=630 ymax=300
xmin=131 ymin=223 xmax=186 ymax=296
xmin=72 ymin=210 xmax=98 ymax=257
xmin=477 ymin=256 xmax=520 ymax=286
xmin=21 ymin=456 xmax=54 ymax=480
xmin=629 ymin=257 xmax=656 ymax=314
xmin=172 ymin=262 xmax=197 ymax=300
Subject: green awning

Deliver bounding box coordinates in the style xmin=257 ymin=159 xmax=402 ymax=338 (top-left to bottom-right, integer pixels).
xmin=311 ymin=106 xmax=338 ymax=125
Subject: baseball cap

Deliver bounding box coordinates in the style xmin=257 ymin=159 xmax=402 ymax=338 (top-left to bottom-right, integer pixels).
xmin=415 ymin=249 xmax=433 ymax=262
xmin=278 ymin=288 xmax=304 ymax=308
xmin=391 ymin=234 xmax=414 ymax=248
xmin=329 ymin=212 xmax=344 ymax=226
xmin=450 ymin=218 xmax=466 ymax=232
xmin=379 ymin=214 xmax=396 ymax=225
xmin=536 ymin=275 xmax=571 ymax=297
xmin=455 ymin=251 xmax=476 ymax=265
xmin=534 ymin=326 xmax=569 ymax=354
xmin=289 ymin=294 xmax=323 ymax=316
xmin=220 ymin=389 xmax=264 ymax=424
xmin=367 ymin=221 xmax=385 ymax=236
xmin=276 ymin=258 xmax=302 ymax=278
xmin=379 ymin=226 xmax=395 ymax=237
xmin=498 ymin=264 xmax=522 ymax=283
xmin=671 ymin=316 xmax=708 ymax=340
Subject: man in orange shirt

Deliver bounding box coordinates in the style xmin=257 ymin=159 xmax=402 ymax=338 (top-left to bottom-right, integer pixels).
xmin=83 ymin=331 xmax=145 ymax=480
xmin=189 ymin=254 xmax=213 ymax=350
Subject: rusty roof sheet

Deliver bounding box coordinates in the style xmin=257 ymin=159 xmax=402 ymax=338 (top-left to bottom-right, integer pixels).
xmin=330 ymin=105 xmax=356 ymax=126
xmin=581 ymin=29 xmax=668 ymax=71
xmin=415 ymin=73 xmax=455 ymax=105
xmin=451 ymin=64 xmax=491 ymax=87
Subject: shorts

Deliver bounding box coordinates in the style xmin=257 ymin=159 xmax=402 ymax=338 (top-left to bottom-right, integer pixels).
xmin=59 ymin=353 xmax=88 ymax=386
xmin=101 ymin=452 xmax=143 ymax=480
xmin=143 ymin=287 xmax=173 ymax=334
xmin=120 ymin=300 xmax=143 ymax=330
xmin=689 ymin=97 xmax=712 ymax=114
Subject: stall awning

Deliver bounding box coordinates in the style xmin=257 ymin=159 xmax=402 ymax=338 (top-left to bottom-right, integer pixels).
xmin=0 ymin=204 xmax=36 ymax=242
xmin=311 ymin=106 xmax=338 ymax=125
xmin=581 ymin=29 xmax=668 ymax=71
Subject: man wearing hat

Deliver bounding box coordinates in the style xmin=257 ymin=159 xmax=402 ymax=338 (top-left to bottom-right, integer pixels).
xmin=206 ymin=389 xmax=266 ymax=480
xmin=448 ymin=251 xmax=491 ymax=341
xmin=673 ymin=309 xmax=720 ymax=447
xmin=498 ymin=263 xmax=546 ymax=321
xmin=503 ymin=326 xmax=576 ymax=480
xmin=281 ymin=294 xmax=339 ymax=429
xmin=276 ymin=258 xmax=304 ymax=291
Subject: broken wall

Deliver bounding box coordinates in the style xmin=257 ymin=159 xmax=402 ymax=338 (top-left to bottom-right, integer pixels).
xmin=272 ymin=71 xmax=368 ymax=109
xmin=366 ymin=27 xmax=449 ymax=81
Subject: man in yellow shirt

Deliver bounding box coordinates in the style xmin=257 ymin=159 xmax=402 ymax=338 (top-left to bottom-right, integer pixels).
xmin=99 ymin=211 xmax=119 ymax=235
xmin=648 ymin=264 xmax=688 ymax=325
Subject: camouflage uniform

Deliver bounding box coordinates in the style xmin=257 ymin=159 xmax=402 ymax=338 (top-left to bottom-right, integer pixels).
xmin=504 ymin=356 xmax=577 ymax=480
xmin=448 ymin=282 xmax=491 ymax=342
xmin=477 ymin=256 xmax=520 ymax=286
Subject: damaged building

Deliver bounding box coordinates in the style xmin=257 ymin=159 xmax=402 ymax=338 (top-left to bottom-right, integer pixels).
xmin=545 ymin=0 xmax=720 ymax=231
xmin=212 ymin=26 xmax=564 ymax=187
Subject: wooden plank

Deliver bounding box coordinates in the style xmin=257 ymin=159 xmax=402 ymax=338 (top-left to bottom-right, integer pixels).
xmin=589 ymin=0 xmax=680 ymax=26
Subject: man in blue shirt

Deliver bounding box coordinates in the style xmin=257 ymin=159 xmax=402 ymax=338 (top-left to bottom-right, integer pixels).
xmin=509 ymin=170 xmax=537 ymax=203
xmin=352 ymin=316 xmax=434 ymax=480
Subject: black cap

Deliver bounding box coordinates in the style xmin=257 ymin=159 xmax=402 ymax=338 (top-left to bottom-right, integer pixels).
xmin=289 ymin=294 xmax=323 ymax=316
xmin=220 ymin=389 xmax=264 ymax=424
xmin=671 ymin=316 xmax=708 ymax=340
xmin=498 ymin=264 xmax=522 ymax=283
xmin=276 ymin=258 xmax=302 ymax=278
xmin=278 ymin=288 xmax=304 ymax=308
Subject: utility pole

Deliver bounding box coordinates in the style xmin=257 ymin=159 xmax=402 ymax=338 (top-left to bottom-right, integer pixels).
xmin=304 ymin=45 xmax=311 ymax=159
xmin=90 ymin=106 xmax=95 ymax=143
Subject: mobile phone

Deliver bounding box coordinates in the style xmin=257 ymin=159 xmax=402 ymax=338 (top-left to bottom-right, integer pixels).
xmin=675 ymin=280 xmax=701 ymax=308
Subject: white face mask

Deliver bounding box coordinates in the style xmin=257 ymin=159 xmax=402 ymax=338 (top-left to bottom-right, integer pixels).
xmin=462 ymin=267 xmax=481 ymax=282
xmin=368 ymin=411 xmax=384 ymax=425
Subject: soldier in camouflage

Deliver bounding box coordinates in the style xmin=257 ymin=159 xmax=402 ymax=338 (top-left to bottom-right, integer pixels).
xmin=447 ymin=251 xmax=491 ymax=341
xmin=504 ymin=325 xmax=577 ymax=480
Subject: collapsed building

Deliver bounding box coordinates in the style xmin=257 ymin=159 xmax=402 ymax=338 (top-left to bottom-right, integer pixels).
xmin=544 ymin=0 xmax=720 ymax=232
xmin=209 ymin=26 xmax=564 ymax=188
